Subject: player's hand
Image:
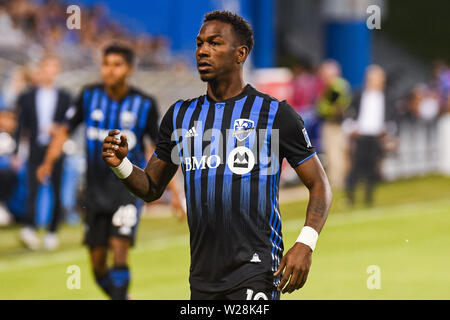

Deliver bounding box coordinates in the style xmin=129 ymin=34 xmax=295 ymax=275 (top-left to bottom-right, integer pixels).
xmin=102 ymin=129 xmax=129 ymax=167
xmin=170 ymin=194 xmax=186 ymax=222
xmin=350 ymin=130 xmax=360 ymax=138
xmin=273 ymin=242 xmax=312 ymax=294
xmin=11 ymin=154 xmax=20 ymax=172
xmin=36 ymin=162 xmax=53 ymax=184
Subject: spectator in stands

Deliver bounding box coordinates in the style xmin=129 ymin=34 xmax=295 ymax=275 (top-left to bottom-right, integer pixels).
xmin=1 ymin=66 xmax=32 ymax=110
xmin=435 ymin=61 xmax=450 ymax=174
xmin=288 ymin=59 xmax=322 ymax=155
xmin=0 ymin=4 xmax=26 ymax=48
xmin=15 ymin=54 xmax=72 ymax=250
xmin=0 ymin=0 xmax=177 ymax=70
xmin=316 ymin=59 xmax=351 ymax=188
xmin=409 ymin=84 xmax=440 ymax=122
xmin=432 ymin=60 xmax=450 ymax=114
xmin=5 ymin=0 xmax=38 ymax=39
xmin=290 ymin=60 xmax=320 ymax=114
xmin=345 ymin=65 xmax=396 ymax=207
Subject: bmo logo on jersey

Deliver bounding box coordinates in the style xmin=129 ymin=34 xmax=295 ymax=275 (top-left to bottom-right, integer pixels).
xmin=227 ymin=146 xmax=255 ymax=174
xmin=183 ymin=147 xmax=256 ymax=175
xmin=184 ymin=155 xmax=221 ymax=171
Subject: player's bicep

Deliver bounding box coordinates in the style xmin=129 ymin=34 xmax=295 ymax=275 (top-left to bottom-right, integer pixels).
xmin=294 ymin=155 xmax=327 ymax=190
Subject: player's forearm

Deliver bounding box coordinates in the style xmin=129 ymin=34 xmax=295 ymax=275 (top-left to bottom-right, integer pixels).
xmin=295 ymin=157 xmax=332 ymax=234
xmin=42 ymin=127 xmax=69 ymax=166
xmin=121 ymin=166 xmax=165 ymax=202
xmin=304 ymin=180 xmax=332 ymax=233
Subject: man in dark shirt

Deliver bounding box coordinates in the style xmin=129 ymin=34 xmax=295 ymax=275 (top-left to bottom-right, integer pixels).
xmin=15 ymin=55 xmax=71 ymax=250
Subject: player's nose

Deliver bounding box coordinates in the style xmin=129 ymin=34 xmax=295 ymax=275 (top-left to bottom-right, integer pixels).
xmin=196 ymin=44 xmax=210 ymax=58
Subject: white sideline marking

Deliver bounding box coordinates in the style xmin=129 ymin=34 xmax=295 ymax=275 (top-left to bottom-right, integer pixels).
xmin=0 ymin=235 xmax=188 ymax=273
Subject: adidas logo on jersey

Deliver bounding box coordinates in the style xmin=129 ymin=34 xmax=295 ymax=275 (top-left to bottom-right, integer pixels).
xmin=185 ymin=126 xmax=199 ymax=138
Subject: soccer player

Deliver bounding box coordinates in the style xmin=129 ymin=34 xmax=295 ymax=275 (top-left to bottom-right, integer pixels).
xmin=102 ymin=11 xmax=332 ymax=300
xmin=37 ymin=43 xmax=185 ymax=300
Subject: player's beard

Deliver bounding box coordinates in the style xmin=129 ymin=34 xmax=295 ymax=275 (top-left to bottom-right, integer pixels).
xmin=198 ymin=69 xmax=216 ymax=82
xmin=105 ymin=77 xmax=127 ymax=91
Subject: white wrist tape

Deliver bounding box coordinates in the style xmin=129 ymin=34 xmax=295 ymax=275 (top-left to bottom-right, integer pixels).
xmin=111 ymin=157 xmax=133 ymax=179
xmin=296 ymin=226 xmax=319 ymax=251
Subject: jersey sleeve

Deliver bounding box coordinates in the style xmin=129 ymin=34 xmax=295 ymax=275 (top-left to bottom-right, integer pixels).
xmin=55 ymin=90 xmax=73 ymax=124
xmin=275 ymin=101 xmax=316 ymax=168
xmin=142 ymin=97 xmax=160 ymax=145
xmin=63 ymin=89 xmax=84 ymax=133
xmin=153 ymin=103 xmax=177 ymax=165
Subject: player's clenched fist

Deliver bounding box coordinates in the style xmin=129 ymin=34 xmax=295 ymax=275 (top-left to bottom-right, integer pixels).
xmin=102 ymin=129 xmax=129 ymax=167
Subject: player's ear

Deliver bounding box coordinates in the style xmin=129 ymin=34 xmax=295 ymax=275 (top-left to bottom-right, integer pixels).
xmin=236 ymin=45 xmax=249 ymax=65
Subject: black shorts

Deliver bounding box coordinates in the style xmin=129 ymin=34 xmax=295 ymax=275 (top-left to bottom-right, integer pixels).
xmin=190 ymin=272 xmax=280 ymax=300
xmin=83 ymin=203 xmax=141 ymax=248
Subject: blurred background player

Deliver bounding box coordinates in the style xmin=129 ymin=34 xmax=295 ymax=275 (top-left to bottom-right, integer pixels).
xmin=344 ymin=65 xmax=396 ymax=206
xmin=36 ymin=43 xmax=186 ymax=300
xmin=15 ymin=54 xmax=71 ymax=250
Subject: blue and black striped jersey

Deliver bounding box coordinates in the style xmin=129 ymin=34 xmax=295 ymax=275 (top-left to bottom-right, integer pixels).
xmin=154 ymin=84 xmax=316 ymax=292
xmin=65 ymin=83 xmax=159 ymax=213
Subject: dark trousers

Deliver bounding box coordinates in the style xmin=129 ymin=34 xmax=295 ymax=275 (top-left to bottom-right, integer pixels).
xmin=0 ymin=169 xmax=17 ymax=201
xmin=23 ymin=145 xmax=64 ymax=232
xmin=346 ymin=135 xmax=382 ymax=206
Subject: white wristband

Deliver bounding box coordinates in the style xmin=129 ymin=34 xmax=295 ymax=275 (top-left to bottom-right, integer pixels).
xmin=111 ymin=157 xmax=133 ymax=179
xmin=296 ymin=226 xmax=319 ymax=251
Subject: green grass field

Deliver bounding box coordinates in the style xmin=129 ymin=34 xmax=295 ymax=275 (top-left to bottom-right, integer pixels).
xmin=0 ymin=175 xmax=449 ymax=300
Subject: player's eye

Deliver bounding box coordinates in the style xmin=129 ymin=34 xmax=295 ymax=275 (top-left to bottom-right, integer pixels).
xmin=196 ymin=42 xmax=202 ymax=48
xmin=210 ymin=41 xmax=219 ymax=46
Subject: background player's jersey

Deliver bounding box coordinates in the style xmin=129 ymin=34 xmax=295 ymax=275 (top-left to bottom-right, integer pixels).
xmin=65 ymin=83 xmax=159 ymax=214
xmin=154 ymin=84 xmax=316 ymax=292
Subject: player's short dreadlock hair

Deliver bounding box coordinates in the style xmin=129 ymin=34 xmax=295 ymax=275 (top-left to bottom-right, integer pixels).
xmin=204 ymin=10 xmax=254 ymax=53
xmin=103 ymin=42 xmax=135 ymax=66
